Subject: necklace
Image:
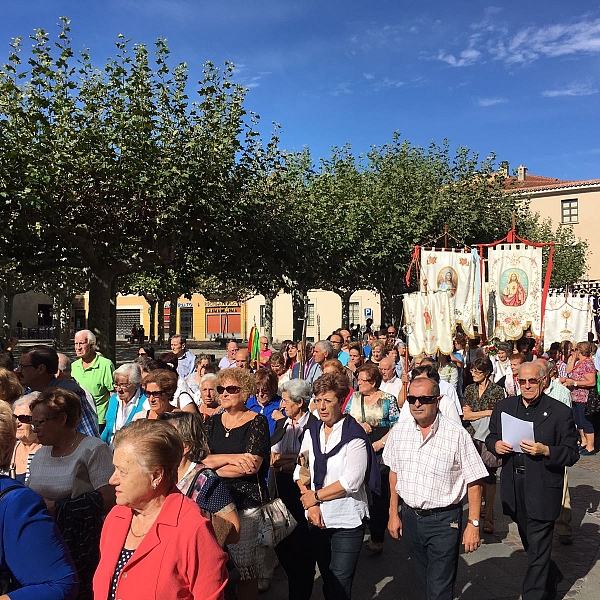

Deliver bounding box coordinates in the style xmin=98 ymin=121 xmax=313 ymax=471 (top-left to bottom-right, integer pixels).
xmin=129 ymin=518 xmax=152 ymax=538
xmin=53 ymin=432 xmax=79 ymax=458
xmin=223 ymin=411 xmax=246 ymax=437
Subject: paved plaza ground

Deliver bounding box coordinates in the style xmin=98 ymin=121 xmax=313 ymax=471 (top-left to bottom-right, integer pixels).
xmin=20 ymin=341 xmax=600 ymax=599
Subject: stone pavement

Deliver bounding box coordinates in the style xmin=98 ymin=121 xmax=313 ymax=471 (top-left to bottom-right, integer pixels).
xmin=263 ymin=460 xmax=600 ymax=600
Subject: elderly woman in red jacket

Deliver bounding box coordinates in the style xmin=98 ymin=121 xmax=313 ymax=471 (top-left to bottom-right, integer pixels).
xmin=93 ymin=419 xmax=228 ymax=600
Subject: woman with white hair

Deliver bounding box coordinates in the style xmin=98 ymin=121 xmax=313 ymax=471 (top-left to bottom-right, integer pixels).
xmin=270 ymin=379 xmax=318 ymax=600
xmin=9 ymin=393 xmax=42 ymax=483
xmin=101 ymin=363 xmax=147 ymax=445
xmin=199 ymin=373 xmax=221 ymax=421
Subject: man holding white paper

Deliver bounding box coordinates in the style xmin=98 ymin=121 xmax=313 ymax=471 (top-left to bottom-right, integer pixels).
xmin=486 ymin=362 xmax=579 ymax=600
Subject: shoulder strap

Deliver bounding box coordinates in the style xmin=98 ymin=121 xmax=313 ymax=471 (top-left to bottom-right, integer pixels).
xmin=360 ymin=394 xmax=366 ymax=422
xmin=0 ymin=485 xmax=21 ymax=502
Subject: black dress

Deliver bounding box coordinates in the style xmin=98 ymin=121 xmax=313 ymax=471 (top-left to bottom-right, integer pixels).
xmin=205 ymin=413 xmax=270 ymax=510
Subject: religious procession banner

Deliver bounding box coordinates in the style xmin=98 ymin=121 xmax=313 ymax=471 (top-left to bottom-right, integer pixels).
xmin=403 ymin=291 xmax=453 ymax=356
xmin=487 ymin=244 xmax=543 ymax=340
xmin=543 ymin=293 xmax=597 ymax=350
xmin=419 ymin=249 xmax=477 ymax=337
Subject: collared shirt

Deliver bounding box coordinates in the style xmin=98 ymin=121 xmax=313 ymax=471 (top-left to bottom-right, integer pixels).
xmin=546 ymin=379 xmax=572 ymax=408
xmin=177 ymin=350 xmax=196 ymax=380
xmin=380 ymin=376 xmax=402 ymax=400
xmin=293 ymin=418 xmax=369 ymax=528
xmin=246 ymin=395 xmax=282 ymax=436
xmin=337 ymin=350 xmax=350 ymax=367
xmin=271 ymin=411 xmax=311 ymax=455
xmin=439 ymin=380 xmax=462 ymax=416
xmin=383 ymin=412 xmax=488 ymax=510
xmin=114 ymin=388 xmax=143 ymax=432
xmin=71 ymin=354 xmax=114 ymax=425
xmin=305 ymin=361 xmax=323 ymax=389
xmin=217 ymin=356 xmax=236 ymax=370
xmin=46 ymin=377 xmax=100 ymax=438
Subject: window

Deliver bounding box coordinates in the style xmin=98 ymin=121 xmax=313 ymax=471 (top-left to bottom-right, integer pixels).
xmin=307 ymin=304 xmax=315 ymax=327
xmin=259 ymin=305 xmax=265 ymax=328
xmin=349 ymin=302 xmax=360 ymax=325
xmin=561 ymin=199 xmax=578 ymax=223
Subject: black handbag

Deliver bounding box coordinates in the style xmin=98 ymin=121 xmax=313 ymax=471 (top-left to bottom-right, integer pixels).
xmin=0 ymin=485 xmax=21 ymax=595
xmin=584 ymin=378 xmax=600 ymax=418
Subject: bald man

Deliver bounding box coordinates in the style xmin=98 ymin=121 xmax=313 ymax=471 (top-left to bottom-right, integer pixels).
xmin=379 ymin=357 xmax=402 ymax=400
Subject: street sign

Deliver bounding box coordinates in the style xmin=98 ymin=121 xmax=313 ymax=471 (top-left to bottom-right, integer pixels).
xmin=364 ymin=307 xmax=372 ymax=318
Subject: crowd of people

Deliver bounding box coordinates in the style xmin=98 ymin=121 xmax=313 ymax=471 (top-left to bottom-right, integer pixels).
xmin=0 ymin=325 xmax=594 ymax=600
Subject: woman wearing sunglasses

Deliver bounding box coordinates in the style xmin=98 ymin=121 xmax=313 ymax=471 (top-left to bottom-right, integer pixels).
xmin=203 ymin=367 xmax=270 ymax=600
xmin=9 ymin=393 xmax=42 ymax=484
xmin=133 ymin=369 xmax=180 ymax=421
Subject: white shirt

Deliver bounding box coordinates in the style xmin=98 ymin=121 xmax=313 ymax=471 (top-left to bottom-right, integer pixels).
xmin=293 ymin=418 xmax=369 ymax=528
xmin=399 ymin=393 xmax=461 ymax=425
xmin=218 ymin=356 xmax=236 ymax=369
xmin=380 ymin=376 xmax=402 ymax=401
xmin=271 ymin=411 xmax=310 ymax=455
xmin=383 ymin=412 xmax=488 ymax=510
xmin=493 ymin=358 xmax=512 ymax=383
xmin=439 ymin=380 xmax=462 ymax=416
xmin=114 ymin=388 xmax=142 ymax=432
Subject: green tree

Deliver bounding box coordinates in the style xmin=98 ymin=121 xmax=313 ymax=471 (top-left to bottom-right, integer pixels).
xmin=0 ymin=19 xmax=261 ymax=363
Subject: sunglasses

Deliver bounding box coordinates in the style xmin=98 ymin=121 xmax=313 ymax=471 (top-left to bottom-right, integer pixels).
xmin=517 ymin=378 xmax=542 ymax=385
xmin=146 ymin=390 xmax=166 ymax=398
xmin=138 ymin=352 xmax=147 ymax=357
xmin=217 ymin=385 xmax=242 ymax=395
xmin=14 ymin=414 xmax=32 ymax=424
xmin=406 ymin=395 xmax=439 ymax=405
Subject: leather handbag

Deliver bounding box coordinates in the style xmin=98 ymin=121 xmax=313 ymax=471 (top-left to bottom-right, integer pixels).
xmin=256 ymin=475 xmax=297 ymax=548
xmin=585 ymin=377 xmax=600 ymax=418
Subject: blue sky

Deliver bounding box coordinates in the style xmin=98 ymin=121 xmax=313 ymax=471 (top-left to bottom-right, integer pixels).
xmin=2 ymin=1 xmax=600 ymax=180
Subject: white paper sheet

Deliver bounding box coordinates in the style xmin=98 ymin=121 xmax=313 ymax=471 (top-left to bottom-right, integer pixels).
xmin=501 ymin=412 xmax=535 ymax=453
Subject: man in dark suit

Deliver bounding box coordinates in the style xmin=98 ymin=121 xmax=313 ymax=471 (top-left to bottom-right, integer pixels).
xmin=486 ymin=361 xmax=579 ymax=600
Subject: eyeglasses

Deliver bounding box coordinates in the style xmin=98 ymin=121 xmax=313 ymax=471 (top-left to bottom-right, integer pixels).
xmin=114 ymin=382 xmax=132 ymax=389
xmin=138 ymin=352 xmax=147 ymax=357
xmin=357 ymin=378 xmax=373 ymax=384
xmin=14 ymin=414 xmax=32 ymax=424
xmin=145 ymin=390 xmax=166 ymax=398
xmin=217 ymin=385 xmax=242 ymax=395
xmin=517 ymin=378 xmax=543 ymax=385
xmin=17 ymin=363 xmax=36 ymax=370
xmin=32 ymin=415 xmax=60 ymax=429
xmin=406 ymin=395 xmax=439 ymax=405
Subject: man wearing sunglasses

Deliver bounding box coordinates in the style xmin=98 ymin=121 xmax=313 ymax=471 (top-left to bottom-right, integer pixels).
xmin=384 ymin=376 xmax=488 ymax=600
xmin=486 ymin=361 xmax=579 ymax=600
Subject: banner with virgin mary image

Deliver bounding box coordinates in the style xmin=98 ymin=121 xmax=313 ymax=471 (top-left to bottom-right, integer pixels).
xmin=403 ymin=291 xmax=453 ymax=356
xmin=487 ymin=244 xmax=543 ymax=340
xmin=420 ymin=249 xmax=477 ymax=337
xmin=543 ymin=293 xmax=597 ymax=350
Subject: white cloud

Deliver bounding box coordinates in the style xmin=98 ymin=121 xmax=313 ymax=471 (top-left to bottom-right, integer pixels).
xmin=363 ymin=72 xmax=375 ymax=80
xmin=438 ymin=48 xmax=481 ymax=67
xmin=541 ymin=82 xmax=598 ymax=97
xmin=437 ymin=13 xmax=600 ymax=68
xmin=329 ymin=81 xmax=352 ymax=97
xmin=236 ymin=70 xmax=272 ymax=89
xmin=474 ymin=97 xmax=508 ymax=107
xmin=373 ymin=77 xmax=405 ymax=91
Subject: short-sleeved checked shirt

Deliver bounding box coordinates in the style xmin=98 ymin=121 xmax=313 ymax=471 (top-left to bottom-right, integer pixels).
xmin=383 ymin=412 xmax=488 ymax=510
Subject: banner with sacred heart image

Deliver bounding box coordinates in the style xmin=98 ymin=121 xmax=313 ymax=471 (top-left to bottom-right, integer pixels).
xmin=420 ymin=249 xmax=477 ymax=337
xmin=403 ymin=291 xmax=453 ymax=356
xmin=487 ymin=244 xmax=543 ymax=340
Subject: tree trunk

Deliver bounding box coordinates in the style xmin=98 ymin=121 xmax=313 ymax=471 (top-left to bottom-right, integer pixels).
xmin=169 ymin=296 xmax=178 ymax=338
xmin=53 ymin=288 xmax=74 ymax=349
xmin=88 ymin=269 xmax=117 ymax=365
xmin=336 ymin=289 xmax=352 ymax=330
xmin=263 ymin=291 xmax=275 ymax=344
xmin=291 ymin=287 xmax=307 ymax=342
xmin=157 ymin=297 xmax=166 ymax=345
xmin=148 ymin=299 xmax=157 ymax=344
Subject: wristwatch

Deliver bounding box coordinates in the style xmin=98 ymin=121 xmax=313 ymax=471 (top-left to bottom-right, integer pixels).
xmin=468 ymin=519 xmax=480 ymax=527
xmin=314 ymin=491 xmax=322 ymax=505
xmin=574 ymin=381 xmax=578 ymax=387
